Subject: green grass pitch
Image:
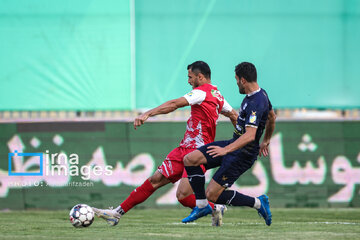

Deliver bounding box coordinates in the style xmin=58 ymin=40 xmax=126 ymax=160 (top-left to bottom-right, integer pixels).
xmin=0 ymin=208 xmax=359 ymax=240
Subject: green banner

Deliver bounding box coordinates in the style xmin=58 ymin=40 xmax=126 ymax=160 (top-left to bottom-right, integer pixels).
xmin=135 ymin=0 xmax=360 ymax=109
xmin=0 ymin=121 xmax=359 ymax=209
xmin=0 ymin=0 xmax=132 ymax=110
xmin=1 ymin=0 xmax=359 ymax=110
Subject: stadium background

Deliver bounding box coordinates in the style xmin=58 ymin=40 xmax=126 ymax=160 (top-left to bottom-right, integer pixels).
xmin=0 ymin=0 xmax=359 ymax=210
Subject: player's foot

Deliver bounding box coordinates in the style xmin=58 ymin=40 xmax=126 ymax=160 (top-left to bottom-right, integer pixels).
xmin=182 ymin=204 xmax=212 ymax=223
xmin=92 ymin=207 xmax=121 ymax=226
xmin=257 ymin=195 xmax=272 ymax=226
xmin=212 ymin=204 xmax=227 ymax=226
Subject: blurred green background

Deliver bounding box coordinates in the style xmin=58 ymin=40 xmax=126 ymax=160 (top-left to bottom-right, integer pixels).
xmin=0 ymin=0 xmax=359 ymax=110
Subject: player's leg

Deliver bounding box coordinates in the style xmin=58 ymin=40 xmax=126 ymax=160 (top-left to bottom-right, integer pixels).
xmin=176 ymin=177 xmax=196 ymax=209
xmin=177 ymin=166 xmax=228 ymax=226
xmin=177 ymin=154 xmax=216 ymax=210
xmin=206 ymin=178 xmax=256 ymax=209
xmin=207 ymin=153 xmax=272 ymax=226
xmin=215 ymin=190 xmax=271 ymax=225
xmin=116 ymin=170 xmax=171 ymax=214
xmin=92 ymin=170 xmax=170 ymax=226
xmin=203 ymin=180 xmax=227 ymax=226
xmin=182 ymin=141 xmax=226 ymax=223
xmin=183 ymin=150 xmax=211 ymax=208
xmin=176 ymin=177 xmax=215 ymax=210
xmin=93 ymin=148 xmax=184 ymax=226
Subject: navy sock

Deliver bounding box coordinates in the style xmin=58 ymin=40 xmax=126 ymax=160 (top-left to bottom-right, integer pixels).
xmin=185 ymin=166 xmax=206 ymax=199
xmin=216 ymin=190 xmax=255 ymax=207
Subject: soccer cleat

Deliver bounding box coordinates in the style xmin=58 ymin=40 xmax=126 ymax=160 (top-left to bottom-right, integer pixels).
xmin=182 ymin=204 xmax=212 ymax=223
xmin=212 ymin=204 xmax=227 ymax=226
xmin=257 ymin=195 xmax=272 ymax=226
xmin=92 ymin=207 xmax=121 ymax=226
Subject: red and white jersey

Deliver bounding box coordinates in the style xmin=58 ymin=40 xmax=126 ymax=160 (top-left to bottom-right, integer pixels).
xmin=180 ymin=83 xmax=232 ymax=149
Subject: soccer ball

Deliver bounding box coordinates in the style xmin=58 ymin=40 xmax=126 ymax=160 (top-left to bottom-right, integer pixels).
xmin=69 ymin=204 xmax=94 ymax=228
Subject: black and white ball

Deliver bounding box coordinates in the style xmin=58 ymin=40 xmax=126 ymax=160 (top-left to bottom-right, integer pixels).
xmin=69 ymin=204 xmax=94 ymax=228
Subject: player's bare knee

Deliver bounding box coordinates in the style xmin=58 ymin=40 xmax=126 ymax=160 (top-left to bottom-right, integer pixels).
xmin=176 ymin=185 xmax=191 ymax=200
xmin=183 ymin=154 xmax=193 ymax=166
xmin=206 ymin=188 xmax=220 ymax=203
xmin=176 ymin=190 xmax=186 ymax=200
xmin=148 ymin=174 xmax=158 ymax=185
xmin=148 ymin=172 xmax=164 ymax=189
xmin=206 ymin=193 xmax=218 ymax=203
xmin=175 ymin=186 xmax=183 ymax=199
xmin=184 ymin=153 xmax=199 ymax=166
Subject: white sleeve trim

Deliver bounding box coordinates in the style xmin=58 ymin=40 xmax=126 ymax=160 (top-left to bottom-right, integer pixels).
xmin=245 ymin=124 xmax=258 ymax=128
xmin=183 ymin=89 xmax=206 ymax=105
xmin=221 ymin=99 xmax=233 ymax=113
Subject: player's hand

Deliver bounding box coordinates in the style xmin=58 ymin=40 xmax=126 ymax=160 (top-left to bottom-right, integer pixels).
xmin=259 ymin=141 xmax=270 ymax=157
xmin=206 ymin=146 xmax=228 ymax=158
xmin=134 ymin=113 xmax=150 ymax=129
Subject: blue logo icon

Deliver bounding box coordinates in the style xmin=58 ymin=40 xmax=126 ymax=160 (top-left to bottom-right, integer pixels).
xmin=8 ymin=150 xmax=43 ymax=176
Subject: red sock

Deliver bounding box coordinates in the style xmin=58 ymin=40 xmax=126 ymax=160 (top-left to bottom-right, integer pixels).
xmin=120 ymin=179 xmax=155 ymax=213
xmin=178 ymin=194 xmax=196 ymax=209
xmin=178 ymin=194 xmax=215 ymax=209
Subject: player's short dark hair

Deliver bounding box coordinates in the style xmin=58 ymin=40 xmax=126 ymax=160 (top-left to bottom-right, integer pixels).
xmin=187 ymin=61 xmax=211 ymax=79
xmin=235 ymin=62 xmax=257 ymax=82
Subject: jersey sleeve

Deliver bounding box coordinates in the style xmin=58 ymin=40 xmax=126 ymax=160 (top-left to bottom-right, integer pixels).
xmin=262 ymin=89 xmax=273 ymax=111
xmin=268 ymin=99 xmax=273 ymax=111
xmin=220 ymin=99 xmax=233 ymax=113
xmin=183 ymin=89 xmax=206 ymax=105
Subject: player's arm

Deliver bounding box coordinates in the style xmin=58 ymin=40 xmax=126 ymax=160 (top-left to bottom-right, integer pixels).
xmin=206 ymin=126 xmax=257 ymax=157
xmin=221 ymin=109 xmax=238 ymax=128
xmin=134 ymin=97 xmax=189 ymax=129
xmin=259 ymin=109 xmax=276 ymax=157
xmin=220 ymin=99 xmax=238 ymax=128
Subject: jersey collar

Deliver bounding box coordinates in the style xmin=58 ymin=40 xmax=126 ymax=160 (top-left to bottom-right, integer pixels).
xmin=247 ymin=88 xmax=261 ymax=97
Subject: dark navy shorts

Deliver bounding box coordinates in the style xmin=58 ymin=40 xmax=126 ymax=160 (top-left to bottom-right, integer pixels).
xmin=198 ymin=139 xmax=257 ymax=188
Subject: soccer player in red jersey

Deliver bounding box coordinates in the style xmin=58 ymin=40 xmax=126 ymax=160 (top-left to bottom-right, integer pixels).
xmin=92 ymin=61 xmax=238 ymax=226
